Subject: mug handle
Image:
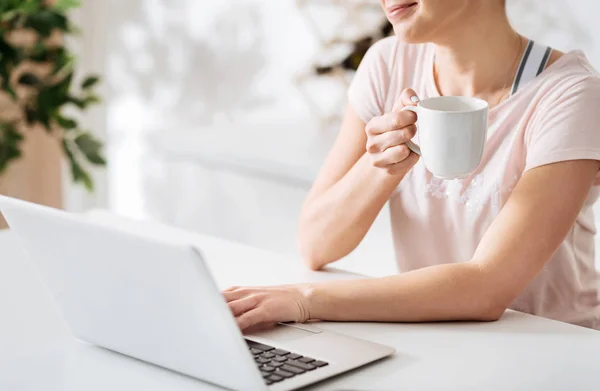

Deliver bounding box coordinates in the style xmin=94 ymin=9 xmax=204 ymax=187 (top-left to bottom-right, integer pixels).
xmin=400 ymin=106 xmax=421 ymax=156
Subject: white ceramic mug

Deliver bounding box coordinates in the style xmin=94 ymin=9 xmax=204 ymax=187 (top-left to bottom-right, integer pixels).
xmin=402 ymin=96 xmax=489 ymax=179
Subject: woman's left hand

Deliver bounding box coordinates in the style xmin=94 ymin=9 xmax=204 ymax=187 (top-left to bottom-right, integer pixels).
xmin=223 ymin=285 xmax=313 ymax=331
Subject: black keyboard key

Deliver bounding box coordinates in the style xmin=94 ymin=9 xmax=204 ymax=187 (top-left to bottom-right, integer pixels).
xmin=286 ymin=359 xmax=316 ymax=371
xmin=249 ymin=340 xmax=329 ymax=384
xmin=261 ymin=365 xmax=275 ymax=372
xmin=281 ymin=364 xmax=306 ymax=375
xmin=246 ymin=340 xmax=275 ymax=352
xmin=275 ymin=369 xmax=295 ymax=378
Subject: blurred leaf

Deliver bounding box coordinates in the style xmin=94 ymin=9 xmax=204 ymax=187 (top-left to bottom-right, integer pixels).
xmin=40 ymin=73 xmax=72 ymax=110
xmin=61 ymin=138 xmax=74 ymax=161
xmin=39 ymin=112 xmax=51 ymax=131
xmin=66 ymin=95 xmax=85 ymax=109
xmin=29 ymin=42 xmax=48 ymax=62
xmin=52 ymin=0 xmax=82 ymax=12
xmin=71 ymin=159 xmax=93 ymax=191
xmin=1 ymin=83 xmax=17 ymax=100
xmin=68 ymin=24 xmax=81 ymax=35
xmin=0 ymin=37 xmax=21 ymax=64
xmin=75 ymin=132 xmax=106 ymax=166
xmin=33 ymin=88 xmax=54 ymax=130
xmin=68 ymin=96 xmax=101 ymax=110
xmin=24 ymin=12 xmax=53 ymax=37
xmin=25 ymin=10 xmax=67 ymax=37
xmin=0 ymin=62 xmax=9 ymax=80
xmin=49 ymin=49 xmax=72 ymax=73
xmin=81 ymin=75 xmax=99 ymax=89
xmin=51 ymin=12 xmax=69 ymax=32
xmin=62 ymin=139 xmax=94 ymax=191
xmin=18 ymin=1 xmax=41 ymax=14
xmin=55 ymin=115 xmax=77 ymax=129
xmin=18 ymin=72 xmax=41 ymax=86
xmin=25 ymin=108 xmax=38 ymax=125
xmin=58 ymin=71 xmax=73 ymax=96
xmin=87 ymin=154 xmax=106 ymax=166
xmin=1 ymin=123 xmax=24 ymax=143
xmin=1 ymin=10 xmax=18 ymax=22
xmin=37 ymin=89 xmax=56 ymax=118
xmin=1 ymin=0 xmax=102 ymax=190
xmin=0 ymin=1 xmax=39 ymax=20
xmin=0 ymin=123 xmax=24 ymax=174
xmin=74 ymin=132 xmax=101 ymax=153
xmin=2 ymin=146 xmax=21 ymax=162
xmin=82 ymin=94 xmax=101 ymax=107
xmin=0 ymin=0 xmax=24 ymax=13
xmin=0 ymin=148 xmax=21 ymax=173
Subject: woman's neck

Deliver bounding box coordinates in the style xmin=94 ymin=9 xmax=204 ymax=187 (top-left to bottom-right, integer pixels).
xmin=432 ymin=10 xmax=524 ymax=101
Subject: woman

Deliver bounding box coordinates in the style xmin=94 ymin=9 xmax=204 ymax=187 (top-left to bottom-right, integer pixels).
xmin=224 ymin=0 xmax=600 ymax=330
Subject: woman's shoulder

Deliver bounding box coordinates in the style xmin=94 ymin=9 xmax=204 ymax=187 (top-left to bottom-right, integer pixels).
xmin=349 ymin=38 xmax=430 ymax=123
xmin=537 ymin=51 xmax=600 ymax=98
xmin=558 ymin=51 xmax=599 ymax=76
xmin=362 ymin=37 xmax=430 ymax=75
xmin=521 ymin=51 xmax=600 ymax=146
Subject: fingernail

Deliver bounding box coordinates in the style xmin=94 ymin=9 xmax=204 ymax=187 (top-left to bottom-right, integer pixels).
xmin=411 ymin=96 xmax=420 ymax=103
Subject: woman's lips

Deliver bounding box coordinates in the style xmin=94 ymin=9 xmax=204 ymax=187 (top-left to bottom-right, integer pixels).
xmin=387 ymin=2 xmax=418 ymax=20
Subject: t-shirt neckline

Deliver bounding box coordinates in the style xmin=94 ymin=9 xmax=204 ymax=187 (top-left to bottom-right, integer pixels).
xmin=424 ymin=44 xmax=585 ymax=114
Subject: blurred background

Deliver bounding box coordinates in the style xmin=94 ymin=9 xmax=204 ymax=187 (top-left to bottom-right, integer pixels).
xmin=1 ymin=0 xmax=599 ymax=276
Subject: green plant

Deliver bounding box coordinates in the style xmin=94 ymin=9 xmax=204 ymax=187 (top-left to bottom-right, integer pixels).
xmin=0 ymin=0 xmax=105 ymax=191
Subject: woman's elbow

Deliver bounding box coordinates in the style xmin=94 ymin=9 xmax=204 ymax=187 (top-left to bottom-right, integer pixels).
xmin=462 ymin=264 xmax=510 ymax=322
xmin=298 ymin=237 xmax=331 ymax=271
xmin=476 ymin=305 xmax=506 ymax=322
xmin=298 ymin=214 xmax=333 ymax=270
xmin=303 ymin=256 xmax=326 ymax=271
xmin=473 ymin=293 xmax=509 ymax=322
xmin=298 ymin=227 xmax=347 ymax=270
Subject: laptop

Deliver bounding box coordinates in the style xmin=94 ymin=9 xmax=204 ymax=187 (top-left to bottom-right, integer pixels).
xmin=0 ymin=196 xmax=394 ymax=391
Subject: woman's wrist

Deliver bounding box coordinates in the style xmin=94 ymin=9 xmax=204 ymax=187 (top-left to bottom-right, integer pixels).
xmin=299 ymin=283 xmax=324 ymax=322
xmin=299 ymin=278 xmax=383 ymax=323
xmin=299 ymin=281 xmax=348 ymax=322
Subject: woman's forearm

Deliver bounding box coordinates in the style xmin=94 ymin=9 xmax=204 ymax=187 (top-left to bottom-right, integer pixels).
xmin=298 ymin=154 xmax=405 ymax=270
xmin=305 ymin=262 xmax=505 ymax=322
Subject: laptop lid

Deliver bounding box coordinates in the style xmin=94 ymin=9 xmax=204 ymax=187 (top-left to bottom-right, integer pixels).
xmin=0 ymin=196 xmax=267 ymax=391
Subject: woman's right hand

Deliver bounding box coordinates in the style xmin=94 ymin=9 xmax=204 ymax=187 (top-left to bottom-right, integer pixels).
xmin=365 ymin=88 xmax=420 ymax=175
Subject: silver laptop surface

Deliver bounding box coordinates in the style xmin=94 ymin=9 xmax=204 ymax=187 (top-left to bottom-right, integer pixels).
xmin=0 ymin=196 xmax=394 ymax=391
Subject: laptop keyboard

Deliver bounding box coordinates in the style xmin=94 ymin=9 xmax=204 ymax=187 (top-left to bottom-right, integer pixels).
xmin=246 ymin=339 xmax=329 ymax=386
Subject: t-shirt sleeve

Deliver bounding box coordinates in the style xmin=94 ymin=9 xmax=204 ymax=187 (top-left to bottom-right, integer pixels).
xmin=347 ymin=38 xmax=392 ymax=124
xmin=524 ymin=77 xmax=600 ymax=184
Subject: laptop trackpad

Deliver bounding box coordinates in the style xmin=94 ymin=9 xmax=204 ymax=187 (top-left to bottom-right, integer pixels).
xmin=247 ymin=323 xmax=320 ymax=343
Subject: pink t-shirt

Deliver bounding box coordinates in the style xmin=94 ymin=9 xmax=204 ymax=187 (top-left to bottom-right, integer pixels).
xmin=348 ymin=37 xmax=600 ymax=329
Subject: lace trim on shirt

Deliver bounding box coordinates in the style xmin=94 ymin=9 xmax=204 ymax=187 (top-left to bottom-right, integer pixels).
xmin=425 ymin=174 xmax=520 ymax=214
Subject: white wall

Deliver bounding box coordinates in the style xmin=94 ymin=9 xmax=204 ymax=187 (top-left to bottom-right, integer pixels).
xmin=79 ymin=0 xmax=600 ymax=272
xmin=509 ymin=0 xmax=599 ymax=63
xmin=103 ymin=0 xmax=317 ymax=216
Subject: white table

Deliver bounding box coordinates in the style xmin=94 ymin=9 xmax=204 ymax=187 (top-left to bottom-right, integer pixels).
xmin=1 ymin=211 xmax=599 ymax=391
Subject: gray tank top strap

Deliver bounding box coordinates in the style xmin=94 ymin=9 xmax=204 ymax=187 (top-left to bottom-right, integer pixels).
xmin=510 ymin=40 xmax=552 ymax=95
